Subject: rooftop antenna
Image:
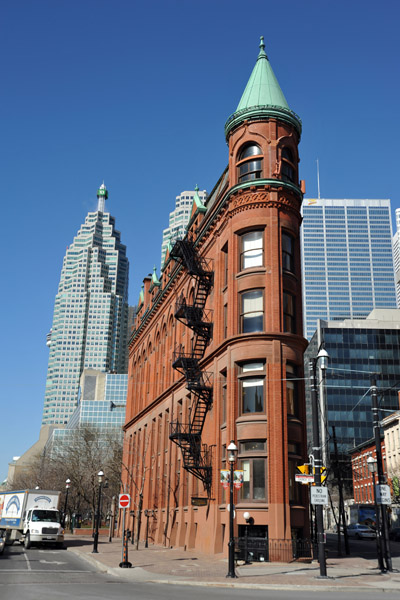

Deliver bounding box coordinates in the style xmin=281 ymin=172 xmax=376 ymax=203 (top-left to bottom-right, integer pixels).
xmin=316 ymin=159 xmax=321 ymax=199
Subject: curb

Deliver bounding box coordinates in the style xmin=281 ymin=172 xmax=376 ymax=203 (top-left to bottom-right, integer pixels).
xmin=68 ymin=547 xmax=400 ymax=592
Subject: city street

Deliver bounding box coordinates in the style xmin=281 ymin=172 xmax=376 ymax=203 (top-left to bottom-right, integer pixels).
xmin=1 ymin=536 xmax=400 ymax=600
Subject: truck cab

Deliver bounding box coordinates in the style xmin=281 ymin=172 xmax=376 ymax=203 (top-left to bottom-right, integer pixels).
xmin=23 ymin=508 xmax=64 ymax=549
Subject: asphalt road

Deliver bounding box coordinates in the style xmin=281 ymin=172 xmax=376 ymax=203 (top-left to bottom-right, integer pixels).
xmin=1 ymin=541 xmax=400 ymax=600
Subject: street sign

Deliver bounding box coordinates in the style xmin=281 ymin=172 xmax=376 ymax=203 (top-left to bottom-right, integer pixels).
xmin=295 ymin=474 xmax=315 ymax=484
xmin=119 ymin=493 xmax=131 ymax=509
xmin=376 ymin=484 xmax=391 ymax=505
xmin=310 ymin=486 xmax=328 ymax=505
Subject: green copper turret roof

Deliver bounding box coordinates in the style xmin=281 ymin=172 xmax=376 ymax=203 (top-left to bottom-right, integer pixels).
xmin=151 ymin=265 xmax=161 ymax=287
xmin=237 ymin=37 xmax=289 ymax=112
xmin=225 ymin=37 xmax=301 ymax=139
xmin=193 ymin=184 xmax=206 ymax=213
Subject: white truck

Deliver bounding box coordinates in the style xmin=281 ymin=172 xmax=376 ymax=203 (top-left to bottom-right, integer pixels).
xmin=0 ymin=489 xmax=64 ymax=549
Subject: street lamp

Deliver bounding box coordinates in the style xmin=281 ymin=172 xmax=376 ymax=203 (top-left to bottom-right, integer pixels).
xmin=309 ymin=347 xmax=329 ymax=578
xmin=226 ymin=440 xmax=238 ymax=578
xmin=63 ymin=478 xmax=71 ymax=528
xmin=243 ymin=511 xmax=254 ymax=564
xmin=367 ymin=455 xmax=385 ymax=572
xmin=92 ymin=470 xmax=104 ymax=554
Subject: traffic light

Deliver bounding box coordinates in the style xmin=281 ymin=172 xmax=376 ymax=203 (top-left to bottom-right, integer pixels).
xmin=296 ymin=464 xmax=309 ymax=475
xmin=313 ymin=466 xmax=327 ymax=484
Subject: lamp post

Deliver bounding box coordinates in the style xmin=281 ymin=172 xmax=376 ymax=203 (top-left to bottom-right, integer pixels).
xmin=226 ymin=440 xmax=238 ymax=578
xmin=367 ymin=455 xmax=385 ymax=572
xmin=309 ymin=347 xmax=329 ymax=578
xmin=63 ymin=479 xmax=71 ymax=528
xmin=370 ymin=377 xmax=392 ymax=572
xmin=92 ymin=470 xmax=104 ymax=554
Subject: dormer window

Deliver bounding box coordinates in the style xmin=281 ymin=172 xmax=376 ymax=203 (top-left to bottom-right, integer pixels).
xmin=237 ymin=144 xmax=263 ymax=183
xmin=281 ymin=147 xmax=296 ymax=183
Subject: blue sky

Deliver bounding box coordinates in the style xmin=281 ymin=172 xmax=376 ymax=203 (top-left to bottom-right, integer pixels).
xmin=1 ymin=0 xmax=399 ymax=482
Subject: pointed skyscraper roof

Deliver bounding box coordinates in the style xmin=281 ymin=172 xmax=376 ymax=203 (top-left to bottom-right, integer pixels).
xmin=225 ymin=37 xmax=301 ymax=139
xmin=97 ymin=182 xmax=108 ymax=212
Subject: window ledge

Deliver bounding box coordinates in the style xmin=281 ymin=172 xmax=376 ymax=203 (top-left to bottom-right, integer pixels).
xmin=236 ymin=267 xmax=267 ymax=280
xmin=236 ymin=414 xmax=267 ymax=424
xmin=282 ymin=270 xmax=298 ymax=281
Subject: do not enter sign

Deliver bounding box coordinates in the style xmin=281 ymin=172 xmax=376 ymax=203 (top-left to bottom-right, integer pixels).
xmin=119 ymin=493 xmax=131 ymax=509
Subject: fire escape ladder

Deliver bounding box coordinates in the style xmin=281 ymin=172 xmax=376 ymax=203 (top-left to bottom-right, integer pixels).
xmin=169 ymin=236 xmax=214 ymax=493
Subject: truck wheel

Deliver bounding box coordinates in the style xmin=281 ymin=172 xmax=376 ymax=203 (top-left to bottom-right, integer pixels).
xmin=24 ymin=533 xmax=31 ymax=549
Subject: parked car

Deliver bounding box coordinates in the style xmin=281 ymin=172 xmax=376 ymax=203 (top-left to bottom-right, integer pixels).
xmin=389 ymin=528 xmax=400 ymax=541
xmin=0 ymin=534 xmax=5 ymax=555
xmin=346 ymin=524 xmax=375 ymax=539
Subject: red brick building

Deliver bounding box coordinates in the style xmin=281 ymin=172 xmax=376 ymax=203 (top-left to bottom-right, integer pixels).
xmin=122 ymin=38 xmax=309 ymax=558
xmin=350 ymin=439 xmax=387 ymax=504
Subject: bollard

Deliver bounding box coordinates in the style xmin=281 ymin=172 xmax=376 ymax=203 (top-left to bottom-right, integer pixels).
xmin=119 ymin=529 xmax=133 ymax=568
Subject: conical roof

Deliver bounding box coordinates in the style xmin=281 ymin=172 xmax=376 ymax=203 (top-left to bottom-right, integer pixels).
xmin=225 ymin=37 xmax=301 ymax=139
xmin=236 ymin=37 xmax=289 ymax=112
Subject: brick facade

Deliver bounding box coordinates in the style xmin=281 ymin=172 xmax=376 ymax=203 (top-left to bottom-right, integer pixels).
xmin=122 ymin=45 xmax=309 ymax=559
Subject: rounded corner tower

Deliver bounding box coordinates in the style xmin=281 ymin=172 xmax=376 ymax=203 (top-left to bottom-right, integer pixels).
xmin=223 ymin=37 xmax=308 ymax=541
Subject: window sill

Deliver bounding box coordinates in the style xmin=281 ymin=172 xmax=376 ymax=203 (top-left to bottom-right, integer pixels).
xmin=236 ymin=413 xmax=267 ymax=424
xmin=282 ymin=270 xmax=298 ymax=281
xmin=236 ymin=267 xmax=267 ymax=280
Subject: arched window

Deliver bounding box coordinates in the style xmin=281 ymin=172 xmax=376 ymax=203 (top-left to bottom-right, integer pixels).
xmin=237 ymin=143 xmax=263 ymax=183
xmin=281 ymin=147 xmax=296 ymax=183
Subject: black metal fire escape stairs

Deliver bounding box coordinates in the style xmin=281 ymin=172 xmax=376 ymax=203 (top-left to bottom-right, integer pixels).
xmin=169 ymin=235 xmax=214 ymax=493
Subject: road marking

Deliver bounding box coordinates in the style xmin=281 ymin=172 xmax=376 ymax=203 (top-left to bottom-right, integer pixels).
xmin=0 ymin=570 xmax=93 ymax=573
xmin=39 ymin=560 xmax=67 ymax=565
xmin=23 ymin=551 xmax=32 ymax=571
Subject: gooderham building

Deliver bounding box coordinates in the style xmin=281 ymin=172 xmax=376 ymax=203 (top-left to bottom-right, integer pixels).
xmin=122 ymin=38 xmax=309 ymax=560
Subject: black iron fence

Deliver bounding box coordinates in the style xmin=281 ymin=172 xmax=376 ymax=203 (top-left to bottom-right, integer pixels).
xmin=235 ymin=537 xmax=317 ymax=563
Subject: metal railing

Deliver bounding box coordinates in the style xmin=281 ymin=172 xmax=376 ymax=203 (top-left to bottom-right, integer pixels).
xmin=235 ymin=538 xmax=316 ymax=563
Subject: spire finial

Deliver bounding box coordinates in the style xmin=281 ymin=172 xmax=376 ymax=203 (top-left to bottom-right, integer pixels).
xmin=195 ymin=184 xmax=199 ymax=191
xmin=258 ymin=35 xmax=267 ymax=59
xmin=97 ymin=181 xmax=108 ymax=212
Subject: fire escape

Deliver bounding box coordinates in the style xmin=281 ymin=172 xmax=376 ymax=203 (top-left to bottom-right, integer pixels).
xmin=169 ymin=235 xmax=214 ymax=493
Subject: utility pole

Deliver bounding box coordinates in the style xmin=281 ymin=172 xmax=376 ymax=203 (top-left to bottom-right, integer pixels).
xmin=371 ymin=377 xmax=392 ymax=572
xmin=332 ymin=426 xmax=350 ymax=555
xmin=310 ymin=351 xmax=329 ymax=578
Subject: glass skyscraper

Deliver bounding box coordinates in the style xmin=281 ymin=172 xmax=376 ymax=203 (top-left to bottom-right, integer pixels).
xmin=301 ymin=198 xmax=396 ymax=340
xmin=304 ymin=310 xmax=400 ymax=466
xmin=392 ymin=208 xmax=400 ymax=307
xmin=45 ymin=370 xmax=128 ymax=455
xmin=160 ymin=187 xmax=207 ymax=267
xmin=42 ymin=184 xmax=129 ymax=425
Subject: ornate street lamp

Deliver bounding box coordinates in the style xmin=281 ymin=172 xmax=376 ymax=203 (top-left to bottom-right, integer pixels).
xmin=92 ymin=470 xmax=104 ymax=553
xmin=63 ymin=478 xmax=71 ymax=528
xmin=309 ymin=347 xmax=329 ymax=578
xmin=226 ymin=440 xmax=238 ymax=578
xmin=243 ymin=511 xmax=254 ymax=564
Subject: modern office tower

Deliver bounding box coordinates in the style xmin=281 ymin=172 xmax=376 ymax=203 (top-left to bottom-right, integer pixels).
xmin=301 ymin=198 xmax=396 ymax=340
xmin=304 ymin=310 xmax=400 ymax=475
xmin=392 ymin=208 xmax=400 ymax=307
xmin=42 ymin=184 xmax=129 ymax=426
xmin=44 ymin=370 xmax=128 ymax=455
xmin=160 ymin=187 xmax=207 ymax=266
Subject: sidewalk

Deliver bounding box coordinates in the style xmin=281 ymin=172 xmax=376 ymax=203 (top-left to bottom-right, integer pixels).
xmin=65 ymin=534 xmax=400 ymax=591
